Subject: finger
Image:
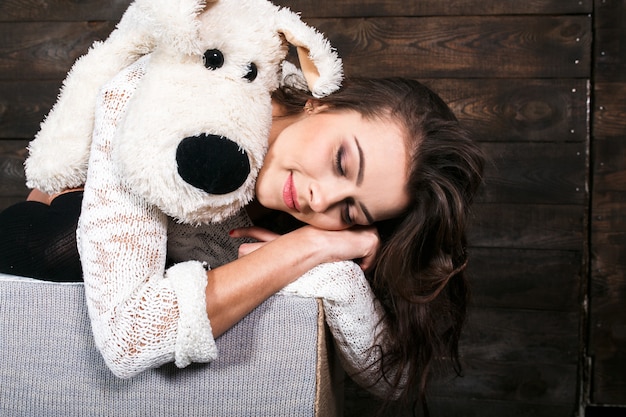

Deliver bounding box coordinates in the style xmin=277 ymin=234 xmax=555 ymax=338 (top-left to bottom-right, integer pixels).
xmin=238 ymin=242 xmax=267 ymax=257
xmin=356 ymin=255 xmax=374 ymax=272
xmin=230 ymin=226 xmax=280 ymax=242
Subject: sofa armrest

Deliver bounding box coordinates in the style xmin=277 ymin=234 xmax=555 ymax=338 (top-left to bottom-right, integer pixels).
xmin=0 ymin=273 xmax=342 ymax=416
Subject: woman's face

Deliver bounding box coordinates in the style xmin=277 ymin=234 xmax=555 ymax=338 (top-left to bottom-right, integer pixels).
xmin=256 ymin=107 xmax=410 ymax=230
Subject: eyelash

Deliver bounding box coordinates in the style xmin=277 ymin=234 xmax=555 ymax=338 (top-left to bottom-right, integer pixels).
xmin=335 ymin=147 xmax=354 ymax=226
xmin=335 ymin=146 xmax=346 ymax=176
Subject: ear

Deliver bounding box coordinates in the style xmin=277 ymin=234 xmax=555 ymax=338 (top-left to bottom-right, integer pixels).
xmin=135 ymin=0 xmax=213 ymax=55
xmin=304 ymin=99 xmax=329 ymax=114
xmin=275 ymin=7 xmax=343 ymax=98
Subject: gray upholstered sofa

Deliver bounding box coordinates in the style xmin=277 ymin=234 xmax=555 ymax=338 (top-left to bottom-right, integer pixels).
xmin=0 ymin=273 xmax=342 ymax=416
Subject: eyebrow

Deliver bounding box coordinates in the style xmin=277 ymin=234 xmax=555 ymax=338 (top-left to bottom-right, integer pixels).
xmin=354 ymin=137 xmax=374 ymax=224
xmin=359 ymin=202 xmax=375 ymax=225
xmin=355 ymin=137 xmax=364 ymax=186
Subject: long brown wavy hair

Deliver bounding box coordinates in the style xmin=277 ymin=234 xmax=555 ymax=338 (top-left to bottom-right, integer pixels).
xmin=273 ymin=77 xmax=485 ymax=404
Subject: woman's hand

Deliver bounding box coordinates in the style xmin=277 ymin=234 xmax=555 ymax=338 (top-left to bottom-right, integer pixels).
xmin=230 ymin=226 xmax=281 ymax=258
xmin=231 ymin=225 xmax=381 ymax=271
xmin=207 ymin=224 xmax=380 ymax=337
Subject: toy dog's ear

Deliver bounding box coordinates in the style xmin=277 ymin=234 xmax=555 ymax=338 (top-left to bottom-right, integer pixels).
xmin=135 ymin=0 xmax=212 ymax=56
xmin=275 ymin=8 xmax=343 ymax=98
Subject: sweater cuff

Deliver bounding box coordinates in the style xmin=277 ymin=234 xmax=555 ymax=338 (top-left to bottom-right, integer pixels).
xmin=166 ymin=260 xmax=218 ymax=368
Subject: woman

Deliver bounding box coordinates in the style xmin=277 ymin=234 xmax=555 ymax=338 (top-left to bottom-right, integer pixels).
xmin=0 ymin=77 xmax=484 ymax=403
xmin=233 ymin=77 xmax=484 ymax=403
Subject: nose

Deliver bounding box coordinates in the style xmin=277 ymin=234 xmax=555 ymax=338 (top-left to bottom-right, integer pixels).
xmin=176 ymin=134 xmax=250 ymax=195
xmin=309 ymin=180 xmax=347 ymax=213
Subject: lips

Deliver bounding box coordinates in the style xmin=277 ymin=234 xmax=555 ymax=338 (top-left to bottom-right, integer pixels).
xmin=282 ymin=172 xmax=301 ymax=211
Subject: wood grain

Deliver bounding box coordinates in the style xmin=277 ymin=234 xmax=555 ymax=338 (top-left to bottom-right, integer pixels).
xmin=274 ymin=0 xmax=592 ymax=18
xmin=0 ymin=0 xmax=592 ymax=21
xmin=478 ymin=142 xmax=586 ymax=205
xmin=588 ymin=0 xmax=626 ymax=405
xmin=431 ymin=358 xmax=577 ymax=406
xmin=469 ymin=203 xmax=584 ymax=251
xmin=307 ymin=16 xmax=591 ymax=78
xmin=0 ymin=81 xmax=60 ymax=139
xmin=468 ymin=248 xmax=581 ymax=312
xmin=425 ymin=79 xmax=589 ymax=144
xmin=0 ymin=140 xmax=29 ymax=201
xmin=0 ymin=21 xmax=116 ymax=80
xmin=0 ymin=0 xmax=129 ymax=21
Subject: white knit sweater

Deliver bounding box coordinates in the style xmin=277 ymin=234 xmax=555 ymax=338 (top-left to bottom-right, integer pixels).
xmin=77 ymin=56 xmax=398 ymax=396
xmin=77 ymin=56 xmax=218 ymax=378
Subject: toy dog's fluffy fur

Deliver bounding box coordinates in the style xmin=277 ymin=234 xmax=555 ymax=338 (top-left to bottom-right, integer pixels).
xmin=26 ymin=0 xmax=342 ymax=224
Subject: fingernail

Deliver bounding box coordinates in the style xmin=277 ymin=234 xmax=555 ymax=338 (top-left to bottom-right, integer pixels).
xmin=228 ymin=229 xmax=235 ymax=236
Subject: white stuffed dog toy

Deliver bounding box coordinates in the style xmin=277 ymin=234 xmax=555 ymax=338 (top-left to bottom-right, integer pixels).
xmin=23 ymin=0 xmax=345 ymax=372
xmin=26 ymin=0 xmax=342 ymax=223
xmin=23 ymin=0 xmax=395 ymax=396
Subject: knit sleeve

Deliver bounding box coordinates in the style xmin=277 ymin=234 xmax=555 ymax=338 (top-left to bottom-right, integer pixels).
xmin=279 ymin=261 xmax=406 ymax=399
xmin=77 ymin=56 xmax=217 ymax=379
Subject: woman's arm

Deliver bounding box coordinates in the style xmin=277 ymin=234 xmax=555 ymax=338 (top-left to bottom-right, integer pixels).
xmin=206 ymin=225 xmax=380 ymax=337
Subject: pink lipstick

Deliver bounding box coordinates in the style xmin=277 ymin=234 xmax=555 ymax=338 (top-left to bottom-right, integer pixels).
xmin=283 ymin=173 xmax=300 ymax=211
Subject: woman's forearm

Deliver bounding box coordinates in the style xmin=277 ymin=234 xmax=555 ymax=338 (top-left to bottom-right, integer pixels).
xmin=205 ymin=227 xmax=324 ymax=337
xmin=205 ymin=224 xmax=380 ymax=337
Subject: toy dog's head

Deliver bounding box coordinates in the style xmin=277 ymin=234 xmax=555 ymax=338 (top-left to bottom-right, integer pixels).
xmin=111 ymin=0 xmax=342 ymax=224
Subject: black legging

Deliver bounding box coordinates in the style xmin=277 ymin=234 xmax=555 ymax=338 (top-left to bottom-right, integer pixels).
xmin=0 ymin=191 xmax=83 ymax=282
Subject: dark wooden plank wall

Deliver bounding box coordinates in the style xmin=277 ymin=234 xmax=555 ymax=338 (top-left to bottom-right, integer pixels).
xmin=589 ymin=0 xmax=626 ymax=408
xmin=0 ymin=1 xmax=624 ymax=416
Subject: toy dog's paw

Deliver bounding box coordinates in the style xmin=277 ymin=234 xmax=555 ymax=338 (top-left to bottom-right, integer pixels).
xmin=176 ymin=134 xmax=250 ymax=195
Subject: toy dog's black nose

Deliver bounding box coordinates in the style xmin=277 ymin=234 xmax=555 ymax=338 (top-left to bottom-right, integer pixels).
xmin=176 ymin=134 xmax=250 ymax=195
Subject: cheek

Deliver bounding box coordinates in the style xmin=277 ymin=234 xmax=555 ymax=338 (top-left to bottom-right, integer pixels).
xmin=366 ymin=179 xmax=410 ymax=220
xmin=254 ymin=166 xmax=275 ymax=206
xmin=298 ymin=212 xmax=347 ymax=231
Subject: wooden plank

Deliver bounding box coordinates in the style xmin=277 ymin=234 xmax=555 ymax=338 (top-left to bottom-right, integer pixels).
xmin=344 ymin=380 xmax=576 ymax=417
xmin=478 ymin=142 xmax=586 ymax=205
xmin=469 ymin=204 xmax=584 ymax=251
xmin=592 ymin=191 xmax=626 ymax=233
xmin=307 ymin=16 xmax=591 ymax=78
xmin=430 ymin=358 xmax=578 ymax=406
xmin=0 ymin=0 xmax=594 ymax=22
xmin=2 ymin=16 xmax=590 ymax=80
xmin=468 ymin=248 xmax=581 ymax=312
xmin=594 ymin=83 xmax=626 ymax=139
xmin=594 ymin=0 xmax=626 ymax=83
xmin=423 ymin=79 xmax=589 ymax=144
xmin=589 ymin=0 xmax=626 ymax=405
xmin=0 ymin=196 xmax=28 ymax=211
xmin=0 ymin=78 xmax=589 ymax=143
xmin=460 ymin=308 xmax=579 ymax=365
xmin=0 ymin=0 xmax=129 ymax=21
xmin=275 ymin=0 xmax=592 ymax=18
xmin=424 ymin=397 xmax=576 ymax=417
xmin=0 ymin=81 xmax=61 ymax=139
xmin=0 ymin=21 xmax=116 ymax=80
xmin=593 ymin=138 xmax=626 ymax=193
xmin=589 ymin=191 xmax=626 ymax=405
xmin=0 ymin=140 xmax=29 ymax=207
xmin=591 ymin=355 xmax=626 ymax=406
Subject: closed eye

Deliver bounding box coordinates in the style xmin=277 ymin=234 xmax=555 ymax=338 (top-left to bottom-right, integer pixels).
xmin=335 ymin=146 xmax=346 ymax=176
xmin=342 ymin=201 xmax=355 ymax=226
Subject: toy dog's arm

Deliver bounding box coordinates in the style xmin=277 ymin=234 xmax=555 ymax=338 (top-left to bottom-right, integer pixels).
xmin=280 ymin=261 xmax=407 ymax=399
xmin=25 ymin=2 xmax=156 ymax=194
xmin=77 ymin=58 xmax=216 ymax=378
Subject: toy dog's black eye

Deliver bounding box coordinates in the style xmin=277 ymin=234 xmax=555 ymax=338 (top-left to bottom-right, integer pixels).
xmin=244 ymin=63 xmax=258 ymax=82
xmin=204 ymin=49 xmax=224 ymax=70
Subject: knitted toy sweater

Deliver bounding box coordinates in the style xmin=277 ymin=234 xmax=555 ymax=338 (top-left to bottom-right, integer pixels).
xmin=77 ymin=56 xmax=398 ymax=397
